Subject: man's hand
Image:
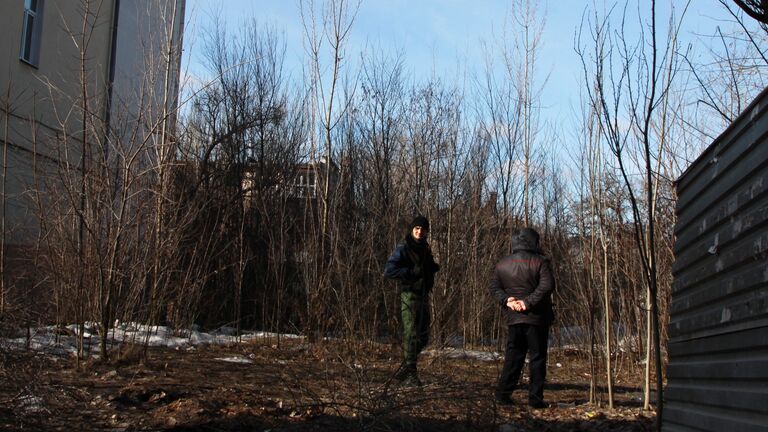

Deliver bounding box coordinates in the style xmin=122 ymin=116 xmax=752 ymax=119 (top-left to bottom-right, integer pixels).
xmin=506 ymin=297 xmax=527 ymax=311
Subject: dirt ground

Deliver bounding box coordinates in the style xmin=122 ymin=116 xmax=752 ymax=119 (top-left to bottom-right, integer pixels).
xmin=0 ymin=338 xmax=656 ymax=431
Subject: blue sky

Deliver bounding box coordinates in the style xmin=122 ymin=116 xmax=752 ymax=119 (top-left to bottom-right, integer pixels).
xmin=182 ymin=1 xmax=734 ymax=134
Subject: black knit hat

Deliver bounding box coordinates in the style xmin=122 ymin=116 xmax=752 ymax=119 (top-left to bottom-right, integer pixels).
xmin=410 ymin=215 xmax=430 ymax=232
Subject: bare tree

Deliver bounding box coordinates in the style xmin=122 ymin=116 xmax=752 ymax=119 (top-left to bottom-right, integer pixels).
xmin=183 ymin=10 xmax=306 ymax=337
xmin=354 ymin=46 xmax=407 ymax=340
xmin=577 ymin=1 xmax=689 ymax=425
xmin=0 ymin=85 xmax=9 ymax=316
xmin=299 ymin=0 xmax=361 ymax=338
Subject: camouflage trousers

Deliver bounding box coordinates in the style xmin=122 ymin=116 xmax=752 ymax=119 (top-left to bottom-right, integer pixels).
xmin=400 ymin=291 xmax=430 ymax=366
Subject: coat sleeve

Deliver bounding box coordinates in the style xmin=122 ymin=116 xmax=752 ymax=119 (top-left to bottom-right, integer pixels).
xmin=428 ymin=254 xmax=440 ymax=274
xmin=384 ymin=245 xmax=413 ymax=281
xmin=488 ymin=264 xmax=509 ymax=306
xmin=523 ymin=258 xmax=555 ymax=309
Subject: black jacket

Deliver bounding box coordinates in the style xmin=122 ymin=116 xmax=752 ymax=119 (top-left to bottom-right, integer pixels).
xmin=489 ymin=238 xmax=555 ymax=326
xmin=384 ymin=240 xmax=439 ymax=294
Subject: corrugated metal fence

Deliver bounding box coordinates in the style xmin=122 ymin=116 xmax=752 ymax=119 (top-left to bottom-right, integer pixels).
xmin=666 ymin=87 xmax=768 ymax=431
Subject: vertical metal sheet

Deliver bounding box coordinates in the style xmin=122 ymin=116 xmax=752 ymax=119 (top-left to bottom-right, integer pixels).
xmin=666 ymin=86 xmax=768 ymax=431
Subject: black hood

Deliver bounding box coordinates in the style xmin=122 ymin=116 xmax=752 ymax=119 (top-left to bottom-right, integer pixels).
xmin=511 ymin=228 xmax=540 ymax=252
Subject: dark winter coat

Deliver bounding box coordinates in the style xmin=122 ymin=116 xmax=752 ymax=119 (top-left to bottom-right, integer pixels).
xmin=489 ymin=232 xmax=555 ymax=326
xmin=384 ymin=235 xmax=440 ymax=294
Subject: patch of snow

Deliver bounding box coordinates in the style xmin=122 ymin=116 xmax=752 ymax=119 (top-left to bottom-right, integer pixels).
xmin=17 ymin=394 xmax=47 ymax=414
xmin=1 ymin=321 xmax=305 ymax=359
xmin=215 ymin=356 xmax=254 ymax=364
xmin=2 ymin=324 xmax=513 ymax=365
xmin=423 ymin=347 xmax=502 ymax=362
xmin=213 ymin=326 xmax=238 ymax=336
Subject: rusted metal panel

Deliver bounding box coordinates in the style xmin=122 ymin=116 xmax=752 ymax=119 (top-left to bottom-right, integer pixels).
xmin=673 ymin=174 xmax=768 ymax=271
xmin=671 ymin=87 xmax=768 ymax=341
xmin=664 ymin=328 xmax=768 ymax=431
xmin=672 ymin=219 xmax=768 ymax=297
xmin=664 ymin=402 xmax=768 ymax=432
xmin=666 ymin=87 xmax=768 ymax=431
xmin=676 ymin=88 xmax=768 ymax=210
xmin=670 ymin=174 xmax=768 ymax=340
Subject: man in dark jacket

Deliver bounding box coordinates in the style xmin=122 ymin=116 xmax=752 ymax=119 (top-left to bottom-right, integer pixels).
xmin=384 ymin=215 xmax=440 ymax=386
xmin=489 ymin=227 xmax=555 ymax=408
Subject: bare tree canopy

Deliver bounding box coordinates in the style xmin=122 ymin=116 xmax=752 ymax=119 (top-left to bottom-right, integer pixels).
xmin=733 ymin=0 xmax=768 ymax=23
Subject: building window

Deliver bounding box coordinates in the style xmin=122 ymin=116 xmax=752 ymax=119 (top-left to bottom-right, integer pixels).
xmin=19 ymin=0 xmax=44 ymax=67
xmin=292 ymin=172 xmax=317 ymax=198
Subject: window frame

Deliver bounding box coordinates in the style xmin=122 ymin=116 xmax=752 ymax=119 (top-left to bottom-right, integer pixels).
xmin=19 ymin=0 xmax=44 ymax=67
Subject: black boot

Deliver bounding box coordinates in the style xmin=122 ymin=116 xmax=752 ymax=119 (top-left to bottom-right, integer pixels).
xmin=395 ymin=364 xmax=422 ymax=386
xmin=394 ymin=364 xmax=412 ymax=381
xmin=405 ymin=368 xmax=422 ymax=386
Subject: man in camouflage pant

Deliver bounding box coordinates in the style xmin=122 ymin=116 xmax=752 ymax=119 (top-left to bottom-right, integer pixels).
xmin=384 ymin=216 xmax=440 ymax=386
